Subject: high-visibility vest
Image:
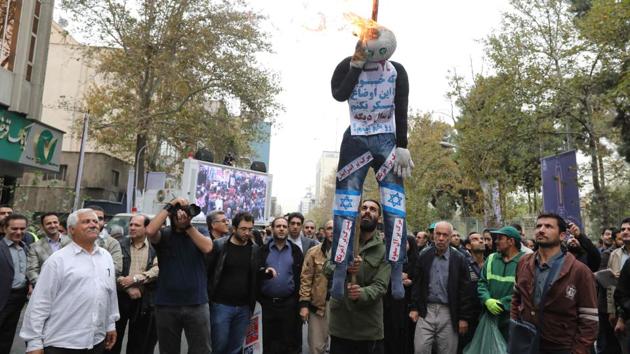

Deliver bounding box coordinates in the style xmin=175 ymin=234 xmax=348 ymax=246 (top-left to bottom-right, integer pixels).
xmin=485 ymin=252 xmax=517 ymax=283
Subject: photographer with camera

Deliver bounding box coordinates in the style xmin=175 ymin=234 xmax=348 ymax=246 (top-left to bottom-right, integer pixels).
xmin=146 ymin=197 xmax=213 ymax=354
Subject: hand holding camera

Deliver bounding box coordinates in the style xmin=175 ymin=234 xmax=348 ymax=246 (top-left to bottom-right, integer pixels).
xmin=164 ymin=198 xmax=201 ymax=218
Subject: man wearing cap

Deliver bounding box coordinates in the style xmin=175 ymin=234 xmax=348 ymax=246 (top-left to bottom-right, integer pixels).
xmin=477 ymin=226 xmax=525 ymax=342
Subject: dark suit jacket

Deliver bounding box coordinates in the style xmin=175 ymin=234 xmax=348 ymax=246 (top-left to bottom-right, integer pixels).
xmin=0 ymin=239 xmax=29 ymax=311
xmin=410 ymin=246 xmax=474 ymax=332
xmin=289 ymin=234 xmax=319 ymax=255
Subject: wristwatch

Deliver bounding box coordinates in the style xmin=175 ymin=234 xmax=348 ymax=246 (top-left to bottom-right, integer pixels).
xmin=133 ymin=275 xmax=139 ymax=284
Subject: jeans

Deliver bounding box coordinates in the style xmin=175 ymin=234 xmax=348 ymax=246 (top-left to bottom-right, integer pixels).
xmin=210 ymin=302 xmax=251 ymax=354
xmin=155 ymin=304 xmax=211 ymax=354
xmin=331 ymin=129 xmax=407 ymax=299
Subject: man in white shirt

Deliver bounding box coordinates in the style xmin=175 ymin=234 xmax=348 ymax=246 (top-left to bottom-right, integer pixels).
xmin=20 ymin=208 xmax=120 ymax=354
xmin=287 ymin=212 xmax=319 ymax=255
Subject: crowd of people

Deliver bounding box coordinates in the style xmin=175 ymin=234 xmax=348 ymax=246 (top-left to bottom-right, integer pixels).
xmin=0 ymin=199 xmax=629 ymax=354
xmin=195 ymin=165 xmax=268 ymax=224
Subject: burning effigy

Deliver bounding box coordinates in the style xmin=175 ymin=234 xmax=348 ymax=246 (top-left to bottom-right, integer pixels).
xmin=329 ymin=2 xmax=414 ymax=300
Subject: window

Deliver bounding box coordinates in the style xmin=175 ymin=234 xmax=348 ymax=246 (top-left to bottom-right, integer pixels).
xmin=25 ymin=0 xmax=40 ymax=81
xmin=43 ymin=164 xmax=67 ymax=181
xmin=0 ymin=0 xmax=22 ymax=71
xmin=111 ymin=170 xmax=119 ymax=187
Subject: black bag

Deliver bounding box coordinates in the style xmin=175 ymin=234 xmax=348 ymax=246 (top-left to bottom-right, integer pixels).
xmin=507 ymin=253 xmax=564 ymax=354
xmin=508 ymin=318 xmax=538 ymax=354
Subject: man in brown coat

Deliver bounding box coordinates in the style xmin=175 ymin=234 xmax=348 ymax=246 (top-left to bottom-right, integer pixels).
xmin=511 ymin=213 xmax=598 ymax=354
xmin=299 ymin=219 xmax=333 ymax=354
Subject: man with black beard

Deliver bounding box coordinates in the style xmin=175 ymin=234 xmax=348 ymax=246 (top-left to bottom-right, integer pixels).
xmin=327 ymin=199 xmax=391 ymax=354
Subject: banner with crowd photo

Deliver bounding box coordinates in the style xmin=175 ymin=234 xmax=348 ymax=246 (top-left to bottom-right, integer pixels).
xmin=243 ymin=302 xmax=263 ymax=354
xmin=194 ymin=162 xmax=271 ymax=225
xmin=541 ymin=150 xmax=583 ymax=230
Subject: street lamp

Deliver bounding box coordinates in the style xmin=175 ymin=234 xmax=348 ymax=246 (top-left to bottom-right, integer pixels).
xmin=131 ymin=144 xmax=148 ymax=212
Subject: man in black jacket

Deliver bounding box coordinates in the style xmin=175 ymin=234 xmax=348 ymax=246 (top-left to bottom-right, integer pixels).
xmin=566 ymin=221 xmax=601 ymax=272
xmin=259 ymin=216 xmax=304 ymax=354
xmin=409 ymin=221 xmax=473 ymax=354
xmin=207 ymin=212 xmax=276 ymax=354
xmin=0 ymin=214 xmax=30 ymax=354
xmin=110 ymin=214 xmax=159 ymax=354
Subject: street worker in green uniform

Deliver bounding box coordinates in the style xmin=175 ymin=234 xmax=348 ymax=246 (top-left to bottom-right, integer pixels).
xmin=477 ymin=226 xmax=525 ymax=341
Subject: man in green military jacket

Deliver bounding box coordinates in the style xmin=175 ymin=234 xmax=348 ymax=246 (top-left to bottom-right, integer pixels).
xmin=477 ymin=226 xmax=525 ymax=340
xmin=326 ymin=199 xmax=391 ymax=354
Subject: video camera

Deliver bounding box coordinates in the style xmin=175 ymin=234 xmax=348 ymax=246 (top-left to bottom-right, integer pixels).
xmin=165 ymin=202 xmax=201 ymax=218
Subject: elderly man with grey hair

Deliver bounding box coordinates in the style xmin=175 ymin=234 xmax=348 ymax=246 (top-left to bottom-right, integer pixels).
xmin=408 ymin=221 xmax=474 ymax=354
xmin=20 ymin=208 xmax=119 ymax=354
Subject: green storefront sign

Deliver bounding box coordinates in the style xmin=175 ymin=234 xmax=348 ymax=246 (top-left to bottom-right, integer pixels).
xmin=0 ymin=107 xmax=63 ymax=172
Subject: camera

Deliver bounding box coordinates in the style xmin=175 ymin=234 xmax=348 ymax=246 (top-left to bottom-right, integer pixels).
xmin=165 ymin=203 xmax=201 ymax=217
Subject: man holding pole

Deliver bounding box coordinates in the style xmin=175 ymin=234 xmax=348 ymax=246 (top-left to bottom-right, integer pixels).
xmin=326 ymin=199 xmax=391 ymax=354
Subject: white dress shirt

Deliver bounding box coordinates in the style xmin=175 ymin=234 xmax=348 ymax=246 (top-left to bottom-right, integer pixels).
xmin=20 ymin=242 xmax=120 ymax=351
xmin=290 ymin=234 xmax=303 ymax=252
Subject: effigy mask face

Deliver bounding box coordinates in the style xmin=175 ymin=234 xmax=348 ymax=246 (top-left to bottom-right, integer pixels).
xmin=365 ymin=26 xmax=397 ymax=62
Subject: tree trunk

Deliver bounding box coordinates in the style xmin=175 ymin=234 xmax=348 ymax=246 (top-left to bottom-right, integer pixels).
xmin=588 ymin=135 xmax=609 ymax=230
xmin=135 ymin=134 xmax=147 ymax=191
xmin=596 ymin=139 xmax=610 ymax=227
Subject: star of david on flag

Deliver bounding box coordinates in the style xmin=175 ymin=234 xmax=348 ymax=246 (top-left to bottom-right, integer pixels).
xmin=380 ymin=183 xmax=406 ymax=217
xmin=333 ymin=190 xmax=361 ymax=217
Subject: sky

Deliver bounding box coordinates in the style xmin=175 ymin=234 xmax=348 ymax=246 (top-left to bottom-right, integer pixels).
xmin=247 ymin=0 xmax=512 ymax=212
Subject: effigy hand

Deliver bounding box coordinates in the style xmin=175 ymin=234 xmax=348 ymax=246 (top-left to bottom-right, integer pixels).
xmin=350 ymin=40 xmax=368 ymax=69
xmin=394 ymin=147 xmax=414 ymax=178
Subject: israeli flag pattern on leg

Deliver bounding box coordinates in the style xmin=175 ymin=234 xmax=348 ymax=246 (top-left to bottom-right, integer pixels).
xmin=333 ymin=190 xmax=361 ymax=217
xmin=380 ymin=183 xmax=406 ymax=217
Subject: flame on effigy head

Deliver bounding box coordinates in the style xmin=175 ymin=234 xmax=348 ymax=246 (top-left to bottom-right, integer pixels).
xmin=344 ymin=12 xmax=379 ymax=43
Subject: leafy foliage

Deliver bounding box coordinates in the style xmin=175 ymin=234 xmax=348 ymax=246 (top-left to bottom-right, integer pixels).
xmin=449 ymin=0 xmax=628 ymax=232
xmin=62 ymin=0 xmax=281 ymax=182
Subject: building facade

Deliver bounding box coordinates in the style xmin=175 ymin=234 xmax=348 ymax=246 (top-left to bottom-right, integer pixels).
xmin=12 ymin=21 xmax=131 ymax=214
xmin=0 ymin=0 xmax=62 ymax=204
xmin=315 ymin=150 xmax=339 ymax=203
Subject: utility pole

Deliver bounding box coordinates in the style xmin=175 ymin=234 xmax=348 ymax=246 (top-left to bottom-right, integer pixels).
xmin=72 ymin=112 xmax=89 ymax=211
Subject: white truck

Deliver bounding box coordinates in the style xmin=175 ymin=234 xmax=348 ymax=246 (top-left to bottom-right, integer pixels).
xmin=140 ymin=158 xmax=273 ymax=226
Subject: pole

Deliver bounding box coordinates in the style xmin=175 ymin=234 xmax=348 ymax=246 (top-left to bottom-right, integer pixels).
xmin=72 ymin=112 xmax=89 ymax=211
xmin=352 ymin=0 xmax=380 ymax=285
xmin=132 ymin=144 xmax=147 ymax=212
xmin=371 ymin=0 xmax=379 ymax=21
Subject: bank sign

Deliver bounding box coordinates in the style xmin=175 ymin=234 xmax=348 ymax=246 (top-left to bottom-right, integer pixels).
xmin=0 ymin=107 xmax=63 ymax=172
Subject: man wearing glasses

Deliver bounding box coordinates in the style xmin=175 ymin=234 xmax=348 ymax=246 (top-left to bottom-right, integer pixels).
xmin=207 ymin=212 xmax=277 ymax=354
xmin=207 ymin=211 xmax=230 ymax=240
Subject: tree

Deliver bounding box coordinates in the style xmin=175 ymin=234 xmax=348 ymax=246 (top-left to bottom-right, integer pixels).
xmin=405 ymin=113 xmax=468 ymax=230
xmin=571 ymin=0 xmax=630 ymax=164
xmin=62 ymin=0 xmax=281 ymax=187
xmin=452 ymin=0 xmax=626 ymax=231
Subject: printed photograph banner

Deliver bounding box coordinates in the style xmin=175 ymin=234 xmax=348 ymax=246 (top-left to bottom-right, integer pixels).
xmin=541 ymin=150 xmax=583 ymax=229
